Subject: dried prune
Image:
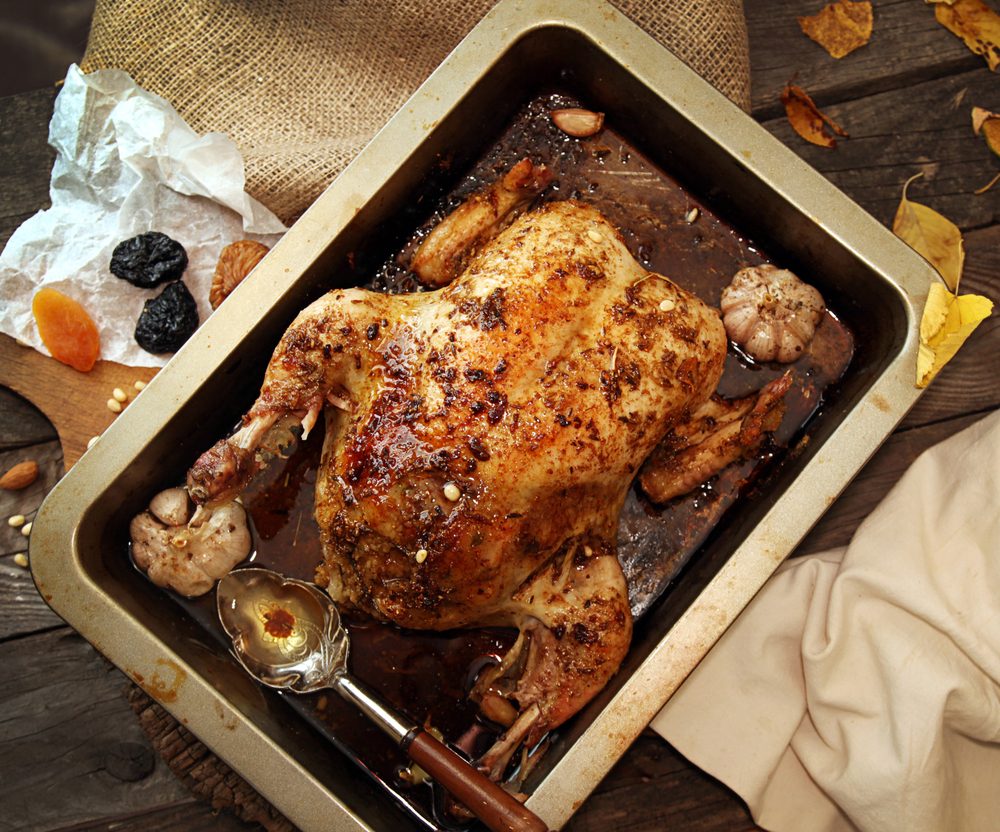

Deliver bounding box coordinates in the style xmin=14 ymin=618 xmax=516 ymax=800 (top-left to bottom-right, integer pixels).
xmin=134 ymin=281 xmax=199 ymax=353
xmin=111 ymin=232 xmax=188 ymax=288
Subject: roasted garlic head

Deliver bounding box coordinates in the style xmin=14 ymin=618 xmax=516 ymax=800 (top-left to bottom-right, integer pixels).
xmin=720 ymin=264 xmax=825 ymax=363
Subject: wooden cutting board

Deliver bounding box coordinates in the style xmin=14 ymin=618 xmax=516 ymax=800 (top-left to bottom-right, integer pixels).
xmin=0 ymin=333 xmax=158 ymax=470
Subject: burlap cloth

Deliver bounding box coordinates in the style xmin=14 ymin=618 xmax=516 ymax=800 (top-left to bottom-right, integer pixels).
xmin=81 ymin=0 xmax=751 ymax=225
xmin=81 ymin=1 xmax=751 ymax=828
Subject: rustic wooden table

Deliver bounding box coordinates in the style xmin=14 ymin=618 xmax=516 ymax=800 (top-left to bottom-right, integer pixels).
xmin=1 ymin=2 xmax=997 ymax=830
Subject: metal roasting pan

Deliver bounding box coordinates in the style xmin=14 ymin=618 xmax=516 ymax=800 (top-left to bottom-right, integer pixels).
xmin=31 ymin=1 xmax=931 ymax=829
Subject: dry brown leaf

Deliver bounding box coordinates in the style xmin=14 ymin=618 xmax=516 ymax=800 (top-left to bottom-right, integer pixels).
xmin=799 ymin=0 xmax=874 ymax=58
xmin=781 ymin=84 xmax=849 ymax=148
xmin=893 ymin=173 xmax=965 ymax=292
xmin=916 ymin=282 xmax=993 ymax=387
xmin=971 ymin=106 xmax=1000 ymax=156
xmin=931 ymin=0 xmax=1000 ymax=71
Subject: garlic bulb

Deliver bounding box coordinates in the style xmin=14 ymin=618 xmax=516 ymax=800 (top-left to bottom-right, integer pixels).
xmin=720 ymin=264 xmax=825 ymax=363
xmin=130 ymin=488 xmax=251 ymax=597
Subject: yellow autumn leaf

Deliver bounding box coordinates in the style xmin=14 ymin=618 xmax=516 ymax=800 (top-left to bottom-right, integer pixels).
xmin=892 ymin=173 xmax=965 ymax=292
xmin=781 ymin=84 xmax=849 ymax=148
xmin=971 ymin=106 xmax=1000 ymax=156
xmin=799 ymin=0 xmax=874 ymax=58
xmin=930 ymin=0 xmax=1000 ymax=71
xmin=916 ymin=282 xmax=993 ymax=387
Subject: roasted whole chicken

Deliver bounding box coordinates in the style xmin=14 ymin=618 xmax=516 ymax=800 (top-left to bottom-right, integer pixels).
xmin=188 ymin=160 xmax=785 ymax=780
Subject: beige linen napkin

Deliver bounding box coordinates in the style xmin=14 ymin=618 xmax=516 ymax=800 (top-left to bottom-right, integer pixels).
xmin=652 ymin=409 xmax=1000 ymax=832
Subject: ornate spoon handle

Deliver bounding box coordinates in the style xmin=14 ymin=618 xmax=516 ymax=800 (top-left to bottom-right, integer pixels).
xmin=333 ymin=673 xmax=549 ymax=832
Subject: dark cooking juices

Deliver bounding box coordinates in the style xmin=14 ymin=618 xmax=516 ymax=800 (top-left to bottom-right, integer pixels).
xmin=169 ymin=91 xmax=854 ymax=828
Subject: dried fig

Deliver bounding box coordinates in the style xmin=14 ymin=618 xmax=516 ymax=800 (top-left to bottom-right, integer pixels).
xmin=210 ymin=240 xmax=270 ymax=309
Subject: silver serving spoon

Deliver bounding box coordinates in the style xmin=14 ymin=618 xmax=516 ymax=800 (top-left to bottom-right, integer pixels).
xmin=217 ymin=567 xmax=548 ymax=832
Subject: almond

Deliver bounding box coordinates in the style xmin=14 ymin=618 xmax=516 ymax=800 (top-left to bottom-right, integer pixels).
xmin=551 ymin=108 xmax=605 ymax=138
xmin=0 ymin=460 xmax=39 ymax=490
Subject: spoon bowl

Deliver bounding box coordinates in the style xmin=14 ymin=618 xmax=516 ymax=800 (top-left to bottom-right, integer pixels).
xmin=217 ymin=567 xmax=348 ymax=692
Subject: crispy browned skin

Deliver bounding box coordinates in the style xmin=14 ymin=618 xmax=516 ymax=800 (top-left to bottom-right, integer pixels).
xmin=188 ymin=197 xmax=730 ymax=775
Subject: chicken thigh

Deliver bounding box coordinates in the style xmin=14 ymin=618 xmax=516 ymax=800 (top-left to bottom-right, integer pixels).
xmin=189 ymin=166 xmax=780 ymax=779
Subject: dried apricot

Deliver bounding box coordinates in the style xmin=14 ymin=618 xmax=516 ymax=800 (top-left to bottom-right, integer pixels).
xmin=31 ymin=287 xmax=101 ymax=372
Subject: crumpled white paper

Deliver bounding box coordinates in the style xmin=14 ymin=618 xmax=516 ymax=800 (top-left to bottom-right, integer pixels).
xmin=0 ymin=64 xmax=286 ymax=368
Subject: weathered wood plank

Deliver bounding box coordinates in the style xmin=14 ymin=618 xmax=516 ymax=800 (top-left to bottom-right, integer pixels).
xmin=0 ymin=88 xmax=56 ymax=247
xmin=0 ymin=439 xmax=61 ymax=558
xmin=52 ymin=801 xmax=256 ymax=831
xmin=0 ymin=385 xmax=58 ymax=450
xmin=0 ymin=554 xmax=65 ymax=637
xmin=0 ymin=2 xmax=94 ymax=99
xmin=746 ymin=0 xmax=985 ymax=120
xmin=0 ymin=629 xmax=193 ymax=831
xmin=759 ymin=68 xmax=1000 ymax=230
xmin=567 ymin=732 xmax=759 ymax=832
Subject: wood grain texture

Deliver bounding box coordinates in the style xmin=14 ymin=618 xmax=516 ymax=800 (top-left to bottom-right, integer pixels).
xmin=747 ymin=0 xmax=984 ymax=120
xmin=566 ymin=733 xmax=759 ymax=832
xmin=758 ymin=69 xmax=1000 ymax=230
xmin=0 ymin=387 xmax=57 ymax=450
xmin=0 ymin=555 xmax=65 ymax=637
xmin=0 ymin=87 xmax=56 ymax=248
xmin=0 ymin=439 xmax=61 ymax=555
xmin=52 ymin=802 xmax=258 ymax=831
xmin=0 ymin=629 xmax=192 ymax=831
xmin=0 ymin=335 xmax=158 ymax=470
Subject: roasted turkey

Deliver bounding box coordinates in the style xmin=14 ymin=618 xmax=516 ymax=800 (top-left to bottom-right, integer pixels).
xmin=188 ymin=160 xmax=785 ymax=779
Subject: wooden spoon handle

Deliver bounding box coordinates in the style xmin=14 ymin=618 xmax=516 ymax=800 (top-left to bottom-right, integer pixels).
xmin=406 ymin=730 xmax=549 ymax=832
